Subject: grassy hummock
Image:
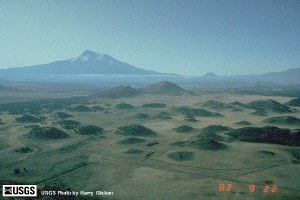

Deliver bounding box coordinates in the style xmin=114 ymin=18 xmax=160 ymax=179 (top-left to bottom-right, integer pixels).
xmin=116 ymin=124 xmax=157 ymax=137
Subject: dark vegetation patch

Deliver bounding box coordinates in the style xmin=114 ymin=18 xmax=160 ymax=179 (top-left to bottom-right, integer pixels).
xmin=235 ymin=120 xmax=252 ymax=125
xmin=155 ymin=111 xmax=172 ymax=119
xmin=26 ymin=126 xmax=69 ymax=139
xmin=187 ymin=136 xmax=227 ymax=150
xmin=15 ymin=114 xmax=45 ymax=123
xmin=201 ymin=125 xmax=233 ymax=134
xmin=77 ymin=125 xmax=104 ymax=135
xmin=258 ymin=151 xmax=276 ymax=156
xmin=229 ymin=101 xmax=245 ymax=108
xmin=147 ymin=141 xmax=159 ymax=147
xmin=228 ymin=126 xmax=300 ymax=146
xmin=263 ymin=116 xmax=300 ymax=125
xmin=286 ymin=149 xmax=300 ymax=160
xmin=59 ymin=120 xmax=81 ymax=129
xmin=124 ymin=148 xmax=144 ymax=154
xmin=291 ymin=159 xmax=300 ymax=164
xmin=15 ymin=146 xmax=33 ymax=153
xmin=116 ymin=124 xmax=157 ymax=137
xmin=69 ymin=105 xmax=93 ymax=112
xmin=250 ymin=110 xmax=267 ymax=116
xmin=167 ymin=151 xmax=194 ymax=161
xmin=202 ymin=100 xmax=228 ymax=109
xmin=135 ymin=113 xmax=150 ymax=119
xmin=175 ymin=106 xmax=223 ymax=117
xmin=116 ymin=103 xmax=135 ymax=109
xmin=173 ymin=125 xmax=194 ymax=133
xmin=142 ymin=103 xmax=166 ymax=108
xmin=173 ymin=126 xmax=230 ymax=151
xmin=263 ymin=180 xmax=274 ymax=185
xmin=144 ymin=152 xmax=155 ymax=158
xmin=55 ymin=112 xmax=73 ymax=119
xmin=286 ymin=98 xmax=300 ymax=107
xmin=0 ymin=97 xmax=86 ymax=114
xmin=91 ymin=105 xmax=104 ymax=111
xmin=184 ymin=114 xmax=198 ymax=122
xmin=119 ymin=137 xmax=146 ymax=144
xmin=245 ymin=99 xmax=292 ymax=113
xmin=0 ymin=119 xmax=5 ymax=125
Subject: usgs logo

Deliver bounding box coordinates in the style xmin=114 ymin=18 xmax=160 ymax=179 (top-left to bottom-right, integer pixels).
xmin=2 ymin=185 xmax=37 ymax=197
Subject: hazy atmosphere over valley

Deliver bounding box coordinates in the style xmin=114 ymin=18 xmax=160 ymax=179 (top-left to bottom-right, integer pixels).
xmin=0 ymin=1 xmax=299 ymax=200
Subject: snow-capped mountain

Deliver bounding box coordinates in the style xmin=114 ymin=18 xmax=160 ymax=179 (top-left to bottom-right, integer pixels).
xmin=0 ymin=50 xmax=162 ymax=76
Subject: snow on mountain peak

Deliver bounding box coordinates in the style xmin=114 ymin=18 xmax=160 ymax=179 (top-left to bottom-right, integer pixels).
xmin=70 ymin=50 xmax=111 ymax=62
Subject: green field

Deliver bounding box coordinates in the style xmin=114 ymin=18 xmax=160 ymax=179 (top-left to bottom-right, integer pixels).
xmin=0 ymin=83 xmax=299 ymax=200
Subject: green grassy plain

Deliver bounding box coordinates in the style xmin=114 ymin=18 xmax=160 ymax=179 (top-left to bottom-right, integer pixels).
xmin=0 ymin=87 xmax=299 ymax=200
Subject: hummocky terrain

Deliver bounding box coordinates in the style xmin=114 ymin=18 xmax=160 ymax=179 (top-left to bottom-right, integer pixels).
xmin=0 ymin=80 xmax=299 ymax=200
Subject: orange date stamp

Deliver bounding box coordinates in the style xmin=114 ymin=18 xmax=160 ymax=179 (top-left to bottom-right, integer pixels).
xmin=218 ymin=183 xmax=278 ymax=193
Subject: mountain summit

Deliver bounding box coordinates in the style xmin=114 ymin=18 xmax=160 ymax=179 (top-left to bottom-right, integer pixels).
xmin=70 ymin=50 xmax=113 ymax=63
xmin=1 ymin=50 xmax=161 ymax=76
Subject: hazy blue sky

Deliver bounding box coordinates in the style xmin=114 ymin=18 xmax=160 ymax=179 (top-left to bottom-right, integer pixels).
xmin=0 ymin=0 xmax=299 ymax=75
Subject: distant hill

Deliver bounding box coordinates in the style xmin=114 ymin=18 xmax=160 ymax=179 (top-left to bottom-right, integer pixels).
xmin=139 ymin=81 xmax=192 ymax=95
xmin=97 ymin=81 xmax=192 ymax=98
xmin=202 ymin=72 xmax=217 ymax=78
xmin=0 ymin=50 xmax=163 ymax=76
xmin=261 ymin=68 xmax=300 ymax=82
xmin=263 ymin=116 xmax=300 ymax=125
xmin=245 ymin=99 xmax=292 ymax=113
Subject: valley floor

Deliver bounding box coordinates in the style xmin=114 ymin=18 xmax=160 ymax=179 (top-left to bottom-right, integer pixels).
xmin=0 ymin=90 xmax=299 ymax=200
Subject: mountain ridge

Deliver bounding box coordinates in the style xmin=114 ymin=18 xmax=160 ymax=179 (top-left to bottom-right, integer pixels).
xmin=0 ymin=50 xmax=164 ymax=76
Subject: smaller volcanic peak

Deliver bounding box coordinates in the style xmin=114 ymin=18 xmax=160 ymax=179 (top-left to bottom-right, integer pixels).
xmin=140 ymin=81 xmax=192 ymax=95
xmin=203 ymin=72 xmax=217 ymax=78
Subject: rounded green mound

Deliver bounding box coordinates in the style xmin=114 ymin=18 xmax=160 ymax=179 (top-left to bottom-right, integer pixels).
xmin=155 ymin=111 xmax=172 ymax=120
xmin=190 ymin=137 xmax=227 ymax=150
xmin=235 ymin=120 xmax=252 ymax=125
xmin=142 ymin=103 xmax=166 ymax=108
xmin=71 ymin=105 xmax=92 ymax=112
xmin=116 ymin=103 xmax=134 ymax=109
xmin=184 ymin=114 xmax=198 ymax=122
xmin=263 ymin=116 xmax=300 ymax=125
xmin=286 ymin=98 xmax=300 ymax=107
xmin=16 ymin=114 xmax=44 ymax=123
xmin=176 ymin=107 xmax=223 ymax=117
xmin=229 ymin=101 xmax=245 ymax=108
xmin=26 ymin=127 xmax=69 ymax=139
xmin=59 ymin=120 xmax=81 ymax=129
xmin=55 ymin=112 xmax=73 ymax=119
xmin=168 ymin=151 xmax=194 ymax=161
xmin=228 ymin=126 xmax=300 ymax=146
xmin=124 ymin=148 xmax=144 ymax=154
xmin=246 ymin=99 xmax=291 ymax=113
xmin=77 ymin=125 xmax=104 ymax=135
xmin=119 ymin=137 xmax=146 ymax=144
xmin=250 ymin=110 xmax=267 ymax=116
xmin=91 ymin=105 xmax=104 ymax=111
xmin=202 ymin=100 xmax=227 ymax=109
xmin=116 ymin=124 xmax=157 ymax=137
xmin=135 ymin=113 xmax=150 ymax=119
xmin=174 ymin=125 xmax=194 ymax=133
